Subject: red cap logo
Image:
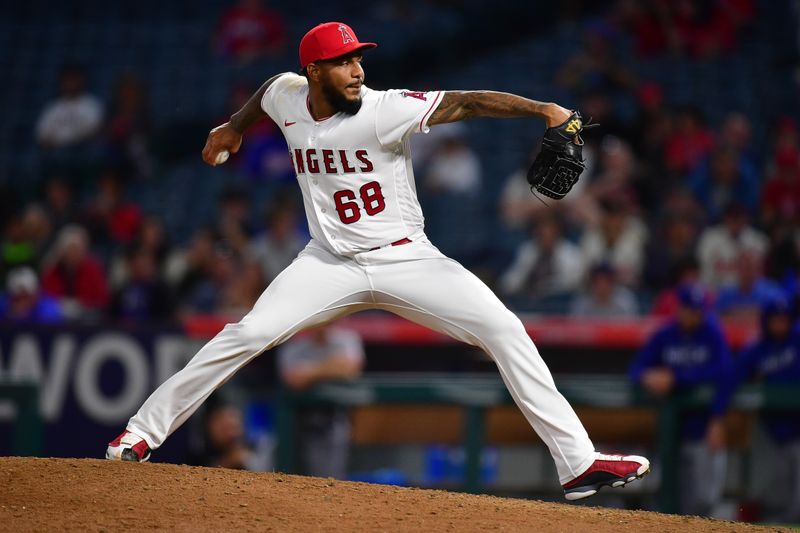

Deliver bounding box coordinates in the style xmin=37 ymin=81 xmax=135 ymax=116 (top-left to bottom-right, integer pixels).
xmin=299 ymin=22 xmax=377 ymax=68
xmin=338 ymin=24 xmax=355 ymax=45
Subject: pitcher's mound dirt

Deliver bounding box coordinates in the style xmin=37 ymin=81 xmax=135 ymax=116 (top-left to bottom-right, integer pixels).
xmin=0 ymin=457 xmax=790 ymax=532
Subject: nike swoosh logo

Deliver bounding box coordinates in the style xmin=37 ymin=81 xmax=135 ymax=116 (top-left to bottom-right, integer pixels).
xmin=284 ymin=120 xmax=296 ymax=127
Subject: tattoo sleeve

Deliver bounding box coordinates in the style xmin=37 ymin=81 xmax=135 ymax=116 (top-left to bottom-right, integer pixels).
xmin=428 ymin=91 xmax=553 ymax=126
xmin=229 ymin=73 xmax=283 ymax=133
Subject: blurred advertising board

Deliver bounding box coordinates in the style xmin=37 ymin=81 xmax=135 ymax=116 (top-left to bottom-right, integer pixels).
xmin=0 ymin=323 xmax=196 ymax=461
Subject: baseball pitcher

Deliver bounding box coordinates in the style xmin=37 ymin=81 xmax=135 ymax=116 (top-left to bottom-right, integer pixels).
xmin=107 ymin=21 xmax=649 ymax=501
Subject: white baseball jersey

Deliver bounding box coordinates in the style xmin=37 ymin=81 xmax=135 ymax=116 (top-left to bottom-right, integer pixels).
xmin=124 ymin=73 xmax=603 ymax=486
xmin=261 ymin=73 xmax=444 ymax=254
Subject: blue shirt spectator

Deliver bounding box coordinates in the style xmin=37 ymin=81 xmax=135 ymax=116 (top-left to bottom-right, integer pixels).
xmin=688 ymin=146 xmax=760 ymax=222
xmin=721 ymin=297 xmax=800 ymax=443
xmin=629 ymin=284 xmax=732 ymax=440
xmin=716 ymin=279 xmax=786 ymax=317
xmin=0 ymin=266 xmax=63 ymax=324
xmin=715 ymin=251 xmax=786 ymax=318
xmin=110 ymin=249 xmax=175 ymax=321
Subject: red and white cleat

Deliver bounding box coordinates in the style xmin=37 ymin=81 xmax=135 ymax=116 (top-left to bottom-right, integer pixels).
xmin=562 ymin=453 xmax=650 ymax=501
xmin=106 ymin=430 xmax=151 ymax=462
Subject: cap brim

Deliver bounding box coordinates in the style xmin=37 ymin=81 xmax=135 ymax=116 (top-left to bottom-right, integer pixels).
xmin=316 ymin=42 xmax=377 ymax=62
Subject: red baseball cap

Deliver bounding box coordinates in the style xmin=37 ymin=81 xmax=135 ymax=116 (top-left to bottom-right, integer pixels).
xmin=299 ymin=22 xmax=377 ymax=68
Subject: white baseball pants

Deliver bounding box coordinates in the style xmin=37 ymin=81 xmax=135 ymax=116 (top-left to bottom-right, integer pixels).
xmin=127 ymin=237 xmax=596 ymax=483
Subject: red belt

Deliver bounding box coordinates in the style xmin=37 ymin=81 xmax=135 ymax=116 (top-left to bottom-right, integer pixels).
xmin=369 ymin=237 xmax=412 ymax=251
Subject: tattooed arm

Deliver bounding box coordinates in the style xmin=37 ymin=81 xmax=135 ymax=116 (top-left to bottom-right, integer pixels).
xmin=202 ymin=73 xmax=283 ymax=166
xmin=428 ymin=91 xmax=572 ymax=128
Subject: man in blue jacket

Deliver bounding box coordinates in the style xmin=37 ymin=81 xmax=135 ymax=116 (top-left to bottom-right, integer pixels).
xmin=0 ymin=267 xmax=63 ymax=324
xmin=629 ymin=283 xmax=732 ymax=516
xmin=723 ymin=296 xmax=800 ymax=522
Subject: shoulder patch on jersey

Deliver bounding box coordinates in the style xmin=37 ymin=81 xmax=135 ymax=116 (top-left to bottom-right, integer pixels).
xmin=401 ymin=91 xmax=427 ymax=101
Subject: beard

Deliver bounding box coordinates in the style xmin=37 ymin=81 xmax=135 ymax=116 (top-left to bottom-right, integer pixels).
xmin=322 ymin=82 xmax=362 ymax=115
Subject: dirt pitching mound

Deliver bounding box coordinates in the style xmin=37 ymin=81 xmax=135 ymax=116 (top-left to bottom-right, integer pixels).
xmin=0 ymin=457 xmax=789 ymax=532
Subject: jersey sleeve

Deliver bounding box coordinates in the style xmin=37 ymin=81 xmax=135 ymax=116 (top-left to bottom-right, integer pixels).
xmin=375 ymin=89 xmax=445 ymax=147
xmin=260 ymin=72 xmax=301 ymax=124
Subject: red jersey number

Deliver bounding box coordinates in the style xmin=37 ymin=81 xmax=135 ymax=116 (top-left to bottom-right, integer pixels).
xmin=360 ymin=181 xmax=386 ymax=216
xmin=333 ymin=181 xmax=386 ymax=224
xmin=333 ymin=189 xmax=361 ymax=224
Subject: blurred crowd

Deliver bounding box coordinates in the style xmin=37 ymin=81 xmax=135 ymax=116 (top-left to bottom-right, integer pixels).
xmin=1 ymin=0 xmax=797 ymax=328
xmin=2 ymin=66 xmax=306 ymax=323
xmin=490 ymin=0 xmax=797 ymax=321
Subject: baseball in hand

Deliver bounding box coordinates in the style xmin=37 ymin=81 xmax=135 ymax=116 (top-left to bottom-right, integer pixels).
xmin=215 ymin=150 xmax=230 ymax=165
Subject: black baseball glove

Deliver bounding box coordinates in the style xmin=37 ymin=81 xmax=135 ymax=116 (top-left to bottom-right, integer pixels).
xmin=527 ymin=111 xmax=597 ymax=200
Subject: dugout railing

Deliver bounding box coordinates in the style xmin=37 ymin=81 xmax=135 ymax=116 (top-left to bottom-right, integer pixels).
xmin=275 ymin=374 xmax=800 ymax=514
